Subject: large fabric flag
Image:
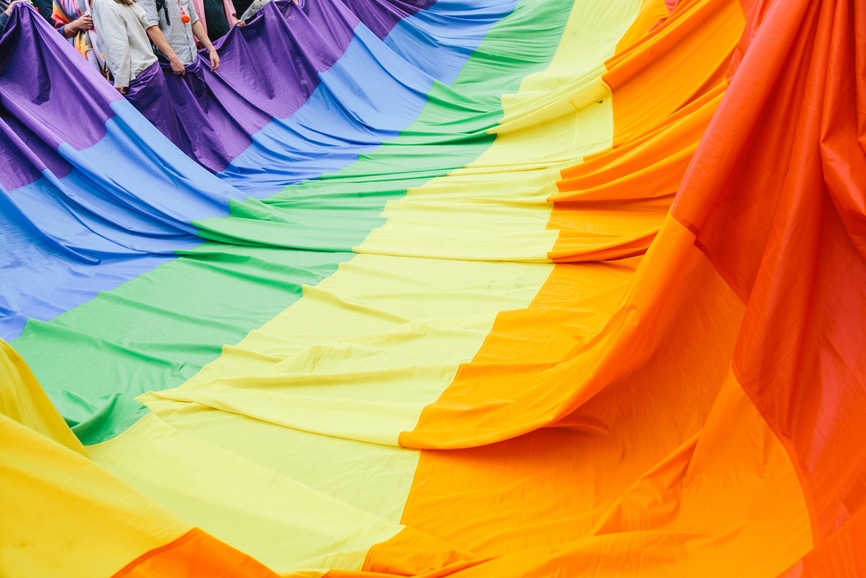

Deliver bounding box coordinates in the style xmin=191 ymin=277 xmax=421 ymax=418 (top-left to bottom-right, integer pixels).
xmin=1 ymin=0 xmax=864 ymax=575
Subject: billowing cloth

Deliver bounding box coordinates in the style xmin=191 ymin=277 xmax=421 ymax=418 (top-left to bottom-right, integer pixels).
xmin=1 ymin=0 xmax=865 ymax=576
xmin=125 ymin=60 xmax=181 ymax=136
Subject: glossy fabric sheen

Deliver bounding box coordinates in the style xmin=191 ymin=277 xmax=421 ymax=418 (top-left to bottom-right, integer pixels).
xmin=0 ymin=0 xmax=500 ymax=340
xmin=2 ymin=0 xmax=507 ymax=442
xmin=1 ymin=0 xmax=865 ymax=575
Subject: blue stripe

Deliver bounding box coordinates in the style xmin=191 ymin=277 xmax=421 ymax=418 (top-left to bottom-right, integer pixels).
xmin=385 ymin=0 xmax=519 ymax=85
xmin=0 ymin=102 xmax=236 ymax=341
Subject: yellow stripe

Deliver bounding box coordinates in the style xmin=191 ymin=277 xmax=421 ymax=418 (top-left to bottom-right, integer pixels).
xmin=88 ymin=414 xmax=405 ymax=574
xmin=141 ymin=396 xmax=418 ymax=524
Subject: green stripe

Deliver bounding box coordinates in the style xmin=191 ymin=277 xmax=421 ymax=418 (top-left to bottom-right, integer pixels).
xmin=12 ymin=247 xmax=351 ymax=443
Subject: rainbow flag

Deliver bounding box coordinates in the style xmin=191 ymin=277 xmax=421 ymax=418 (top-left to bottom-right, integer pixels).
xmin=1 ymin=0 xmax=864 ymax=575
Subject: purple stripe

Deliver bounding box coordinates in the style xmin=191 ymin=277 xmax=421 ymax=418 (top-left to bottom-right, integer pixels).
xmin=125 ymin=61 xmax=182 ymax=141
xmin=157 ymin=0 xmax=358 ymax=172
xmin=0 ymin=6 xmax=120 ymax=189
xmin=214 ymin=0 xmax=356 ymax=120
xmin=338 ymin=0 xmax=436 ymax=40
xmin=0 ymin=109 xmax=69 ymax=189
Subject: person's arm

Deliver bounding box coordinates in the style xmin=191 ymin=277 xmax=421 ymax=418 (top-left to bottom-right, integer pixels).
xmin=1 ymin=0 xmax=27 ymax=31
xmin=145 ymin=25 xmax=185 ymax=75
xmin=136 ymin=0 xmax=184 ymax=75
xmin=190 ymin=19 xmax=218 ymax=71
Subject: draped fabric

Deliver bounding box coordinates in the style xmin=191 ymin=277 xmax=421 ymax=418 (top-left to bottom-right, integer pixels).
xmin=1 ymin=0 xmax=864 ymax=575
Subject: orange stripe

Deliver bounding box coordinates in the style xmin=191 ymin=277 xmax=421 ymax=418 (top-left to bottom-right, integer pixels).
xmin=549 ymin=83 xmax=727 ymax=262
xmin=603 ymin=0 xmax=743 ymax=148
xmin=613 ymin=0 xmax=671 ymax=57
xmin=113 ymin=528 xmax=279 ymax=578
xmin=352 ymin=526 xmax=481 ymax=577
xmin=554 ymin=81 xmax=725 ymax=198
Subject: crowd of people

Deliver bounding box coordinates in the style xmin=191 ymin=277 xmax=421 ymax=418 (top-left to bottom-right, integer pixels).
xmin=2 ymin=0 xmax=90 ymax=37
xmin=0 ymin=0 xmax=261 ymax=92
xmin=91 ymin=0 xmax=221 ymax=95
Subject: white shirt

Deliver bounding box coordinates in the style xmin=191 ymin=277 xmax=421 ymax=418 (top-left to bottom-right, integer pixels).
xmin=138 ymin=0 xmax=199 ymax=65
xmin=92 ymin=0 xmax=158 ymax=88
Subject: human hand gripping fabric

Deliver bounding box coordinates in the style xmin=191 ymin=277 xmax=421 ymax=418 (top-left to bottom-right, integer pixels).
xmin=4 ymin=0 xmax=29 ymax=15
xmin=145 ymin=25 xmax=186 ymax=75
xmin=169 ymin=55 xmax=185 ymax=75
xmin=207 ymin=48 xmax=219 ymax=72
xmin=190 ymin=19 xmax=219 ymax=72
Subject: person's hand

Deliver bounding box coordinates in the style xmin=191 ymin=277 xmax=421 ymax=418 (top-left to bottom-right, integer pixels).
xmin=64 ymin=13 xmax=93 ymax=35
xmin=115 ymin=85 xmax=128 ymax=95
xmin=207 ymin=49 xmax=219 ymax=72
xmin=70 ymin=13 xmax=93 ymax=32
xmin=170 ymin=56 xmax=185 ymax=75
xmin=4 ymin=0 xmax=29 ymax=15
